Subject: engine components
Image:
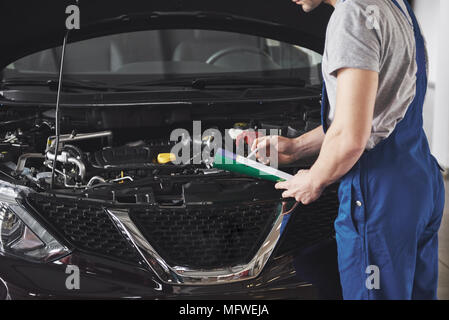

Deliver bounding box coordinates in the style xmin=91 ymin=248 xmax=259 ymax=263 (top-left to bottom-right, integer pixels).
xmin=157 ymin=153 xmax=177 ymax=164
xmin=0 ymin=99 xmax=317 ymax=194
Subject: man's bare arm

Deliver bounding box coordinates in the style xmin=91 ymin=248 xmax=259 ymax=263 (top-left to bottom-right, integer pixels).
xmin=275 ymin=68 xmax=378 ymax=204
xmin=251 ymin=126 xmax=325 ymax=165
xmin=309 ymin=68 xmax=378 ymax=188
xmin=293 ymin=125 xmax=325 ymax=160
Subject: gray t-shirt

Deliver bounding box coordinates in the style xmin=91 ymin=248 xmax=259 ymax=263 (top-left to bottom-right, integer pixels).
xmin=322 ymin=0 xmax=419 ymax=149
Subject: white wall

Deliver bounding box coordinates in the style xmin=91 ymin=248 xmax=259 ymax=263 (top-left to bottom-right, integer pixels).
xmin=414 ymin=0 xmax=439 ymax=84
xmin=432 ymin=0 xmax=449 ymax=168
xmin=414 ymin=0 xmax=449 ymax=168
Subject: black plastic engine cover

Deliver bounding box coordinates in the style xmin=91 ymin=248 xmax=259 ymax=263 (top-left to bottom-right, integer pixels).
xmin=93 ymin=144 xmax=156 ymax=167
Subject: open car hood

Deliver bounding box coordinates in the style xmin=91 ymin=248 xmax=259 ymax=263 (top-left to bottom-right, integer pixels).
xmin=0 ymin=0 xmax=332 ymax=69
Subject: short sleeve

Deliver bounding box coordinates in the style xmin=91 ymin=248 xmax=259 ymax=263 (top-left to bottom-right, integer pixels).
xmin=326 ymin=1 xmax=382 ymax=76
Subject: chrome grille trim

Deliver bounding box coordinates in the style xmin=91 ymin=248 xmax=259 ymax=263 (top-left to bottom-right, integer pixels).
xmin=106 ymin=204 xmax=284 ymax=285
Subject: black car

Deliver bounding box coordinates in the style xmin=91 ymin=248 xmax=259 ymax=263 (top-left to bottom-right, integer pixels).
xmin=0 ymin=0 xmax=341 ymax=299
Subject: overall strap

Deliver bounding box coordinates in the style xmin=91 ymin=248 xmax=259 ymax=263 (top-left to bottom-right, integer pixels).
xmin=321 ymin=82 xmax=330 ymax=133
xmin=390 ymin=0 xmax=426 ymax=76
xmin=390 ymin=0 xmax=428 ymax=121
xmin=391 ymin=0 xmax=420 ymax=33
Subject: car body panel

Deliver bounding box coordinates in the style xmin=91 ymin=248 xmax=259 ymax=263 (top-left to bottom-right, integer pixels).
xmin=0 ymin=0 xmax=332 ymax=68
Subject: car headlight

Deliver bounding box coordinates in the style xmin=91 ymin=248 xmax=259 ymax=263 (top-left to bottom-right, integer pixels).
xmin=0 ymin=181 xmax=70 ymax=262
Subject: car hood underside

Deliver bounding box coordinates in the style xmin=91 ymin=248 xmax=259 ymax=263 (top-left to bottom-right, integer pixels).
xmin=0 ymin=0 xmax=332 ymax=68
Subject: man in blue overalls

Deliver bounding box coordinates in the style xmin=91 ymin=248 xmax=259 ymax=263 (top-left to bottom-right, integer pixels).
xmin=252 ymin=0 xmax=445 ymax=299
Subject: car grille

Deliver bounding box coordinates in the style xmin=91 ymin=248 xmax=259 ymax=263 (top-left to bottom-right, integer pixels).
xmin=25 ymin=187 xmax=339 ymax=269
xmin=276 ymin=185 xmax=339 ymax=255
xmin=26 ymin=195 xmax=142 ymax=264
xmin=129 ymin=202 xmax=281 ymax=269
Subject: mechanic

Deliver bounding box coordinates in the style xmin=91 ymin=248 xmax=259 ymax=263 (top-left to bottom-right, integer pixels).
xmin=252 ymin=0 xmax=445 ymax=299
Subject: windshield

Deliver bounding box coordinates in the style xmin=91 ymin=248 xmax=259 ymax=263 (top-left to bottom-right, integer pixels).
xmin=2 ymin=29 xmax=322 ymax=87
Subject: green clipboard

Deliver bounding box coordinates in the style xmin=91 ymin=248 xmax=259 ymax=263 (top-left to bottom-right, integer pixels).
xmin=212 ymin=148 xmax=293 ymax=182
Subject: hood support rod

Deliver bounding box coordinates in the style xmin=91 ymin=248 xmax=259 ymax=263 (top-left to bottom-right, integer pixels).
xmin=50 ymin=32 xmax=69 ymax=189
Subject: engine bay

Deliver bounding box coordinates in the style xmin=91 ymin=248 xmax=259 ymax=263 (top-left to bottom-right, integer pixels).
xmin=0 ymin=100 xmax=321 ymax=206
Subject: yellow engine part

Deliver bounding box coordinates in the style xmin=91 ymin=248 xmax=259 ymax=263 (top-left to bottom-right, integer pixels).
xmin=157 ymin=153 xmax=176 ymax=164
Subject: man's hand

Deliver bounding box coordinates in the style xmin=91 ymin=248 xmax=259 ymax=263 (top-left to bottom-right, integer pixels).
xmin=251 ymin=136 xmax=299 ymax=165
xmin=275 ymin=170 xmax=324 ymax=205
xmin=251 ymin=127 xmax=325 ymax=165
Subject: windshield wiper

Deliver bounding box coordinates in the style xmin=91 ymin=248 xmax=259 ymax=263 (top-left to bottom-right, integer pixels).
xmin=1 ymin=76 xmax=306 ymax=94
xmin=0 ymin=79 xmax=134 ymax=92
xmin=120 ymin=76 xmax=306 ymax=90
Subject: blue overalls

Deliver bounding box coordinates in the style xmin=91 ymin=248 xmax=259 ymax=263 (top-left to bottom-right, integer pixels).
xmin=321 ymin=0 xmax=445 ymax=299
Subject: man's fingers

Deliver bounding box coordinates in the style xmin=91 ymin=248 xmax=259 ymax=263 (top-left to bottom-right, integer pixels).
xmin=275 ymin=181 xmax=289 ymax=190
xmin=251 ymin=138 xmax=261 ymax=152
xmin=251 ymin=139 xmax=258 ymax=152
xmin=253 ymin=138 xmax=271 ymax=163
xmin=252 ymin=137 xmax=268 ymax=151
xmin=282 ymin=190 xmax=295 ymax=199
xmin=260 ymin=157 xmax=270 ymax=165
xmin=251 ymin=136 xmax=265 ymax=151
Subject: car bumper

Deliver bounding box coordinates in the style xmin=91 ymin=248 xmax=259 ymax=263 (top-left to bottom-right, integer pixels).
xmin=0 ymin=250 xmax=320 ymax=300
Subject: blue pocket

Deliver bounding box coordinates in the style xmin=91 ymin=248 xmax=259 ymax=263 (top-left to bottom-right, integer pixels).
xmin=335 ymin=181 xmax=361 ymax=237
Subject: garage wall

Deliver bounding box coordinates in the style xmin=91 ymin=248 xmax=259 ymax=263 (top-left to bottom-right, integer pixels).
xmin=414 ymin=0 xmax=449 ymax=168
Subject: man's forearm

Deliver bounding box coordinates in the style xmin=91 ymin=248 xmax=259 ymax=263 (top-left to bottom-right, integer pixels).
xmin=292 ymin=126 xmax=325 ymax=160
xmin=308 ymin=125 xmax=366 ymax=189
